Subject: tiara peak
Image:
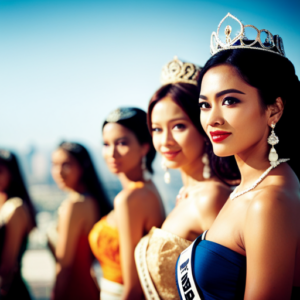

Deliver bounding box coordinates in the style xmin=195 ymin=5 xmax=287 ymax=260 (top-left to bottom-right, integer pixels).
xmin=161 ymin=56 xmax=201 ymax=86
xmin=211 ymin=13 xmax=285 ymax=57
xmin=106 ymin=108 xmax=137 ymax=123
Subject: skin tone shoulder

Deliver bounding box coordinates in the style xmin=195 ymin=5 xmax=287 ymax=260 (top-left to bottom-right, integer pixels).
xmin=151 ymin=96 xmax=231 ymax=241
xmin=0 ymin=163 xmax=33 ymax=295
xmin=199 ymin=64 xmax=300 ymax=300
xmin=102 ymin=122 xmax=165 ymax=300
xmin=51 ymin=148 xmax=100 ymax=300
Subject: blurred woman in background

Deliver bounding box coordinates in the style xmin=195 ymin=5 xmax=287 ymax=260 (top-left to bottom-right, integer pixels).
xmin=135 ymin=57 xmax=239 ymax=300
xmin=50 ymin=141 xmax=112 ymax=300
xmin=89 ymin=107 xmax=165 ymax=300
xmin=0 ymin=149 xmax=36 ymax=300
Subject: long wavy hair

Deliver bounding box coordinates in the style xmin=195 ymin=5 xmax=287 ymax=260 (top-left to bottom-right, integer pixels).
xmin=147 ymin=82 xmax=240 ymax=184
xmin=198 ymin=49 xmax=300 ymax=179
xmin=58 ymin=142 xmax=112 ymax=217
xmin=0 ymin=150 xmax=36 ymax=227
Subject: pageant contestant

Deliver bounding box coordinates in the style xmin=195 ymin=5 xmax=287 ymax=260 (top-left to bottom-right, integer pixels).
xmin=50 ymin=142 xmax=111 ymax=300
xmin=0 ymin=150 xmax=36 ymax=300
xmin=135 ymin=57 xmax=239 ymax=300
xmin=89 ymin=107 xmax=165 ymax=300
xmin=176 ymin=13 xmax=300 ymax=300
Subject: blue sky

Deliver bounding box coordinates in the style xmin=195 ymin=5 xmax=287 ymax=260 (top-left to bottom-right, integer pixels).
xmin=1 ymin=0 xmax=299 ymax=151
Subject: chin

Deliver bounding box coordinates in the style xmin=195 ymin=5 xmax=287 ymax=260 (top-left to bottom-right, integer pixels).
xmin=212 ymin=145 xmax=234 ymax=158
xmin=109 ymin=167 xmax=122 ymax=174
xmin=165 ymin=160 xmax=182 ymax=169
xmin=58 ymin=183 xmax=69 ymax=191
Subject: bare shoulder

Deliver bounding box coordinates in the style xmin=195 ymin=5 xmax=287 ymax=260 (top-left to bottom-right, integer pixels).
xmin=59 ymin=196 xmax=85 ymax=220
xmin=192 ymin=181 xmax=231 ymax=210
xmin=246 ymin=185 xmax=300 ymax=231
xmin=3 ymin=198 xmax=29 ymax=229
xmin=114 ymin=185 xmax=155 ymax=209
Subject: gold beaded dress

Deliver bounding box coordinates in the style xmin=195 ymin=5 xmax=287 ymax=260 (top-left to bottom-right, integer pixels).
xmin=135 ymin=227 xmax=192 ymax=300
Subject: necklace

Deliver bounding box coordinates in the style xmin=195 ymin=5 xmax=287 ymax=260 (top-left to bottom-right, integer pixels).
xmin=230 ymin=159 xmax=290 ymax=200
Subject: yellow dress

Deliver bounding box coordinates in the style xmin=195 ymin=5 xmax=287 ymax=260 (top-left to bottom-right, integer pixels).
xmin=89 ymin=215 xmax=123 ymax=284
xmin=89 ymin=181 xmax=146 ymax=299
xmin=135 ymin=227 xmax=192 ymax=300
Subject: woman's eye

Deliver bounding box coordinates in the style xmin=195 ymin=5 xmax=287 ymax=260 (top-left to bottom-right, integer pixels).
xmin=222 ymin=97 xmax=240 ymax=106
xmin=151 ymin=127 xmax=161 ymax=133
xmin=103 ymin=143 xmax=109 ymax=147
xmin=117 ymin=141 xmax=127 ymax=146
xmin=199 ymin=102 xmax=210 ymax=109
xmin=174 ymin=124 xmax=186 ymax=130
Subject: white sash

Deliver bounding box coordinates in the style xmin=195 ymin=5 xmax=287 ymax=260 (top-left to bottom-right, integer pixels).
xmin=134 ymin=234 xmax=161 ymax=300
xmin=176 ymin=231 xmax=207 ymax=300
xmin=100 ymin=278 xmax=124 ymax=300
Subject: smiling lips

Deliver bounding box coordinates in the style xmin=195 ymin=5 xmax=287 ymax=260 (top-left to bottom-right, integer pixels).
xmin=162 ymin=150 xmax=181 ymax=160
xmin=210 ymin=130 xmax=232 ymax=142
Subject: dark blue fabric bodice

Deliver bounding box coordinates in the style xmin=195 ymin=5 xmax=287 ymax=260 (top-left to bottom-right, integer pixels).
xmin=192 ymin=237 xmax=246 ymax=300
xmin=178 ymin=233 xmax=300 ymax=300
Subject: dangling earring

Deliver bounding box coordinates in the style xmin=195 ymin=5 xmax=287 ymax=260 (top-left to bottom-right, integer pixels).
xmin=267 ymin=123 xmax=279 ymax=167
xmin=161 ymin=158 xmax=170 ymax=184
xmin=142 ymin=156 xmax=151 ymax=181
xmin=202 ymin=153 xmax=211 ymax=179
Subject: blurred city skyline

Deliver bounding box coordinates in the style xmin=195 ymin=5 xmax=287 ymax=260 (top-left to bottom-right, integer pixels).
xmin=1 ymin=0 xmax=300 ymax=150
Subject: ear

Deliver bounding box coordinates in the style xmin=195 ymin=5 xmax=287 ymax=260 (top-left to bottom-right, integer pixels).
xmin=141 ymin=143 xmax=150 ymax=158
xmin=267 ymin=97 xmax=284 ymax=127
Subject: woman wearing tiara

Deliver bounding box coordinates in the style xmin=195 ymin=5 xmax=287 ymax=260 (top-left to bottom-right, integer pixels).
xmin=89 ymin=107 xmax=165 ymax=300
xmin=50 ymin=142 xmax=112 ymax=300
xmin=0 ymin=150 xmax=36 ymax=300
xmin=176 ymin=13 xmax=300 ymax=300
xmin=135 ymin=57 xmax=239 ymax=300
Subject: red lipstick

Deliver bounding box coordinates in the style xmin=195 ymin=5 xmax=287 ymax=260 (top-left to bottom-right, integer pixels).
xmin=210 ymin=131 xmax=231 ymax=143
xmin=162 ymin=150 xmax=181 ymax=160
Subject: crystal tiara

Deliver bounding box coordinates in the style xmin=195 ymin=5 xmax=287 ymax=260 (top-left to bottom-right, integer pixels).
xmin=106 ymin=107 xmax=137 ymax=123
xmin=161 ymin=56 xmax=202 ymax=86
xmin=211 ymin=13 xmax=285 ymax=57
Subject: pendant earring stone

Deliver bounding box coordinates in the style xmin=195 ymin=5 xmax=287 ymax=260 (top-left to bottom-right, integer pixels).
xmin=269 ymin=147 xmax=279 ymax=166
xmin=164 ymin=171 xmax=170 ymax=184
xmin=268 ymin=131 xmax=279 ymax=146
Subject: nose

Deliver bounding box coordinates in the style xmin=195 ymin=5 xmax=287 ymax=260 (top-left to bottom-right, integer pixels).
xmin=203 ymin=104 xmax=225 ymax=128
xmin=52 ymin=164 xmax=63 ymax=178
xmin=106 ymin=145 xmax=118 ymax=158
xmin=58 ymin=166 xmax=63 ymax=176
xmin=161 ymin=128 xmax=176 ymax=147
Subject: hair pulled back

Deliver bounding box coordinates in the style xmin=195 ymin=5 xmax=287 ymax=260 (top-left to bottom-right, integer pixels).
xmin=148 ymin=82 xmax=240 ymax=184
xmin=103 ymin=107 xmax=156 ymax=174
xmin=59 ymin=142 xmax=112 ymax=217
xmin=198 ymin=49 xmax=300 ymax=179
xmin=0 ymin=151 xmax=36 ymax=227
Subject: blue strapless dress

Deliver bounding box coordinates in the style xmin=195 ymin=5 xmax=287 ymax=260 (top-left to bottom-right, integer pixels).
xmin=176 ymin=232 xmax=300 ymax=300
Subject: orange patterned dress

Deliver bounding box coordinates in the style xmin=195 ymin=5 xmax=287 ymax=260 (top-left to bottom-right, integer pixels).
xmin=89 ymin=215 xmax=123 ymax=284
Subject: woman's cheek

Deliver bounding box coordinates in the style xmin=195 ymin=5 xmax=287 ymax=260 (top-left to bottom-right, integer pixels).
xmin=102 ymin=147 xmax=109 ymax=160
xmin=117 ymin=145 xmax=130 ymax=157
xmin=200 ymin=113 xmax=208 ymax=134
xmin=152 ymin=135 xmax=160 ymax=153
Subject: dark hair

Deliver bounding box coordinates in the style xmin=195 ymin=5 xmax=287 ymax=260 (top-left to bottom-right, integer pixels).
xmin=58 ymin=142 xmax=112 ymax=217
xmin=198 ymin=49 xmax=300 ymax=179
xmin=102 ymin=107 xmax=156 ymax=174
xmin=148 ymin=82 xmax=240 ymax=184
xmin=0 ymin=150 xmax=36 ymax=227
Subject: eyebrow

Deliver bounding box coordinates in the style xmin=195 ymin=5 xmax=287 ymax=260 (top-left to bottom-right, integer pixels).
xmin=151 ymin=117 xmax=188 ymax=125
xmin=116 ymin=137 xmax=128 ymax=142
xmin=199 ymin=89 xmax=245 ymax=100
xmin=103 ymin=136 xmax=128 ymax=143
